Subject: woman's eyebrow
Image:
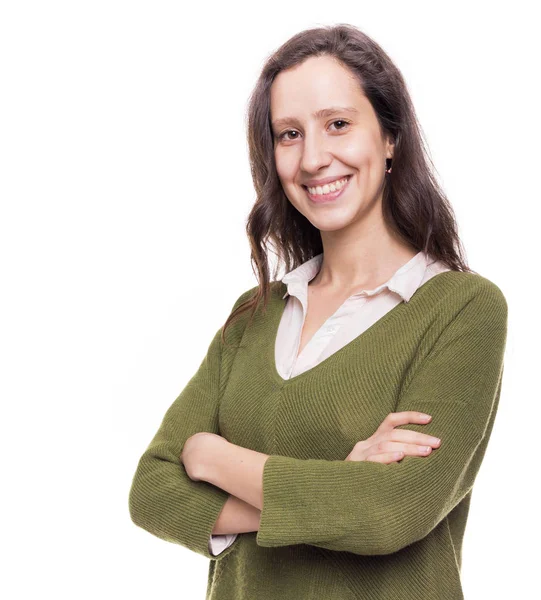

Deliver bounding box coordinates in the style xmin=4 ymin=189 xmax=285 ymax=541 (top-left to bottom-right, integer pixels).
xmin=272 ymin=106 xmax=359 ymax=129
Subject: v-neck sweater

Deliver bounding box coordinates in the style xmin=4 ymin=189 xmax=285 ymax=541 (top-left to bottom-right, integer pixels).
xmin=209 ymin=250 xmax=450 ymax=555
xmin=129 ymin=270 xmax=508 ymax=600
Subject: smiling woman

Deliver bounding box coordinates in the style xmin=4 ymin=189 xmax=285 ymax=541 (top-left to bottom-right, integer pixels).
xmin=129 ymin=22 xmax=508 ymax=600
xmin=270 ymin=56 xmax=394 ymax=221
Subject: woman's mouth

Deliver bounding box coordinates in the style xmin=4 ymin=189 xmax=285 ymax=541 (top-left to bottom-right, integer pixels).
xmin=302 ymin=175 xmax=352 ymax=204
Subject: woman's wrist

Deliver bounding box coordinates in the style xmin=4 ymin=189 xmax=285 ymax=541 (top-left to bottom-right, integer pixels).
xmin=212 ymin=494 xmax=262 ymax=535
xmin=200 ymin=437 xmax=269 ymax=511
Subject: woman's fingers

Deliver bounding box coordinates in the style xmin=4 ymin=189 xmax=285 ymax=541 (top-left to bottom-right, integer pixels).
xmin=346 ymin=440 xmax=437 ymax=462
xmin=377 ymin=411 xmax=432 ymax=433
xmin=365 ymin=451 xmax=405 ymax=464
xmin=346 ymin=412 xmax=442 ymax=463
xmin=374 ymin=412 xmax=441 ymax=448
xmin=364 ymin=442 xmax=433 ymax=464
xmin=386 ymin=428 xmax=442 ymax=448
xmin=372 ymin=441 xmax=434 ymax=456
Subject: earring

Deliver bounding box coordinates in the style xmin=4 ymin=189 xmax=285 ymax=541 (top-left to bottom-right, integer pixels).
xmin=385 ymin=158 xmax=392 ymax=174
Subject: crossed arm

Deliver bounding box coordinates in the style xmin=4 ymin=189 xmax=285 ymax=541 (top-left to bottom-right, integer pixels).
xmin=180 ymin=432 xmax=268 ymax=533
xmin=131 ymin=282 xmax=507 ymax=557
xmin=183 ymin=434 xmax=270 ymax=512
xmin=185 ymin=284 xmax=508 ymax=555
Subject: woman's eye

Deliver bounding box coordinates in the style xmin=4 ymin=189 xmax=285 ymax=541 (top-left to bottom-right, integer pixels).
xmin=280 ymin=130 xmax=299 ymax=141
xmin=277 ymin=120 xmax=350 ymax=142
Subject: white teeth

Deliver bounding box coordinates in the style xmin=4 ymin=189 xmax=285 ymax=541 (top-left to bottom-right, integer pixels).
xmin=307 ymin=176 xmax=349 ymax=195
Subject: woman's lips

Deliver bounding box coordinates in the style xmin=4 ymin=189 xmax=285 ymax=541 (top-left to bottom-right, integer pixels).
xmin=303 ymin=175 xmax=352 ymax=204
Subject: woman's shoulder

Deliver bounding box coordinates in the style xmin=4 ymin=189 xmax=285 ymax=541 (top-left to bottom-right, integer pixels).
xmin=430 ymin=269 xmax=508 ymax=322
xmin=449 ymin=270 xmax=506 ymax=302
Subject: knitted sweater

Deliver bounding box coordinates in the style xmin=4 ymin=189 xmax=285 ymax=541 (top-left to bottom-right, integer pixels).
xmin=210 ymin=250 xmax=450 ymax=555
xmin=128 ymin=270 xmax=508 ymax=600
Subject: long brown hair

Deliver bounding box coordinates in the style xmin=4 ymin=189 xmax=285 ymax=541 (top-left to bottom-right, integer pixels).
xmin=222 ymin=23 xmax=475 ymax=346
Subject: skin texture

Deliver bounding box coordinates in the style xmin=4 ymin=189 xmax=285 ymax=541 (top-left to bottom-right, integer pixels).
xmin=210 ymin=494 xmax=262 ymax=536
xmin=199 ymin=439 xmax=268 ymax=511
xmin=181 ymin=433 xmax=268 ymax=511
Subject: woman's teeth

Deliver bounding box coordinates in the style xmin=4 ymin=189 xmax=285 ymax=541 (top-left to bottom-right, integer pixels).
xmin=307 ymin=176 xmax=350 ymax=196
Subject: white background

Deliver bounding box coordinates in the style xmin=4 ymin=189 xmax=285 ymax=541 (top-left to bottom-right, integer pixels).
xmin=1 ymin=1 xmax=538 ymax=598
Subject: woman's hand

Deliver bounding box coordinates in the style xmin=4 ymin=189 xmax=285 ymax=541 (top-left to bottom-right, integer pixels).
xmin=180 ymin=432 xmax=228 ymax=481
xmin=345 ymin=412 xmax=441 ymax=464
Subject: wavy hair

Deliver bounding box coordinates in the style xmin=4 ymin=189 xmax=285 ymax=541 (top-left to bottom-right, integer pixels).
xmin=222 ymin=23 xmax=474 ymax=346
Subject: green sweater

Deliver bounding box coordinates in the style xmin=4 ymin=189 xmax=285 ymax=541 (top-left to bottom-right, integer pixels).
xmin=129 ymin=270 xmax=508 ymax=600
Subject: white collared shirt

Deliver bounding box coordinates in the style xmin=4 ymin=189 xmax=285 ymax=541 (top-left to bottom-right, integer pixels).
xmin=276 ymin=250 xmax=451 ymax=380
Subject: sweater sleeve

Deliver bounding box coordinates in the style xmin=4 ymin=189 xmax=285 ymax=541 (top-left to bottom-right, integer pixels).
xmin=129 ymin=289 xmax=253 ymax=560
xmin=256 ymin=281 xmax=508 ymax=556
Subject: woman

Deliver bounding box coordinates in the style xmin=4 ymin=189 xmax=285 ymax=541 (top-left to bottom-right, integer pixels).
xmin=129 ymin=24 xmax=507 ymax=599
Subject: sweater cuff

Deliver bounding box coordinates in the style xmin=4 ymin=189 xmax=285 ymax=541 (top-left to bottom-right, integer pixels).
xmin=256 ymin=454 xmax=323 ymax=548
xmin=179 ymin=478 xmax=242 ymax=560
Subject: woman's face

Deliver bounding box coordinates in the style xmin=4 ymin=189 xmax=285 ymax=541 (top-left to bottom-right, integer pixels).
xmin=270 ymin=55 xmax=393 ymax=232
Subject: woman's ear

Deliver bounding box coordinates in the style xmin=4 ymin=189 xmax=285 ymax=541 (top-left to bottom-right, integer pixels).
xmin=385 ymin=135 xmax=395 ymax=161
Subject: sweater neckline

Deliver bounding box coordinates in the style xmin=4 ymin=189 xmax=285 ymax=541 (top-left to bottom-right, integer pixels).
xmin=267 ymin=270 xmax=458 ymax=386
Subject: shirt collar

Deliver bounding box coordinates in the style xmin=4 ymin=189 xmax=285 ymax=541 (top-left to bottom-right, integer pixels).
xmin=280 ymin=251 xmax=432 ymax=303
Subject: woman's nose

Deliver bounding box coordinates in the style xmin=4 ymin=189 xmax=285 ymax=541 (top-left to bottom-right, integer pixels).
xmin=300 ymin=136 xmax=332 ymax=173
